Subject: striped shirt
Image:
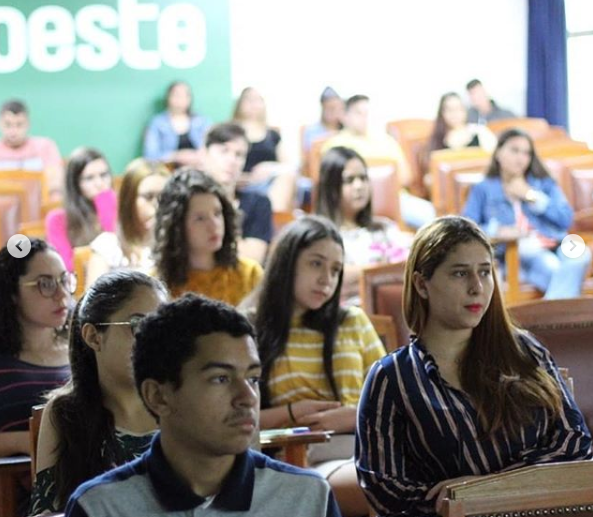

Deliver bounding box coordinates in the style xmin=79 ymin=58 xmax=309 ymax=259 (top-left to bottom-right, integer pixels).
xmin=355 ymin=334 xmax=592 ymax=517
xmin=0 ymin=354 xmax=70 ymax=432
xmin=268 ymin=306 xmax=386 ymax=406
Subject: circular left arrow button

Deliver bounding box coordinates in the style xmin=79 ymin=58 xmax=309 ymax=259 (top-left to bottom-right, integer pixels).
xmin=7 ymin=234 xmax=32 ymax=258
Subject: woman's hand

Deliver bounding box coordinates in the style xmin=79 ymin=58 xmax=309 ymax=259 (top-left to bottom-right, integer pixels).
xmin=503 ymin=176 xmax=531 ymax=201
xmin=249 ymin=162 xmax=276 ymax=183
xmin=496 ymin=225 xmax=522 ymax=240
xmin=295 ymin=405 xmax=356 ymax=433
xmin=290 ymin=400 xmax=341 ymax=423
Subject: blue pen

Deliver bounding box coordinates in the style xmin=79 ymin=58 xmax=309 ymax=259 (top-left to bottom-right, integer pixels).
xmin=290 ymin=427 xmax=311 ymax=434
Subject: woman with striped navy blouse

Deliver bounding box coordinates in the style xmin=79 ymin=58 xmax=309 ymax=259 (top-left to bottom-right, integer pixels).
xmin=355 ymin=216 xmax=592 ymax=517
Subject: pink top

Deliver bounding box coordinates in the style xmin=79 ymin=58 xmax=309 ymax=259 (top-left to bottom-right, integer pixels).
xmin=45 ymin=189 xmax=118 ymax=271
xmin=0 ymin=136 xmax=63 ymax=195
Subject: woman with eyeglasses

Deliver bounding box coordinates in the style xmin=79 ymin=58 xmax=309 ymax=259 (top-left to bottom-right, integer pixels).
xmin=28 ymin=270 xmax=168 ymax=516
xmin=45 ymin=147 xmax=118 ymax=272
xmin=86 ymin=158 xmax=170 ymax=289
xmin=316 ymin=147 xmax=412 ymax=302
xmin=0 ymin=239 xmax=73 ymax=460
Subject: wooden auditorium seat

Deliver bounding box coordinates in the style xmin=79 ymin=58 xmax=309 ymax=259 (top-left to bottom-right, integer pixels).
xmin=0 ymin=170 xmax=48 ymax=222
xmin=29 ymin=405 xmax=44 ymax=482
xmin=306 ymin=135 xmax=333 ymax=183
xmin=73 ymin=245 xmax=92 ymax=298
xmin=0 ymin=455 xmax=31 ymax=517
xmin=544 ymin=153 xmax=593 ymax=212
xmin=368 ymin=314 xmax=400 ymax=352
xmin=359 ymin=261 xmax=410 ymax=348
xmin=386 ymin=118 xmax=434 ymax=198
xmin=366 ymin=158 xmax=404 ymax=227
xmin=428 ymin=148 xmax=491 ymax=215
xmin=0 ymin=190 xmax=25 ymax=247
xmin=486 ymin=116 xmax=552 ymax=139
xmin=508 ymin=297 xmax=593 ymax=432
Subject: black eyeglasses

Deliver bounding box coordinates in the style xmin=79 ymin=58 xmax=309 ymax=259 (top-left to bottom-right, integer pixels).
xmin=93 ymin=314 xmax=144 ymax=336
xmin=21 ymin=272 xmax=77 ymax=298
xmin=342 ymin=173 xmax=369 ymax=185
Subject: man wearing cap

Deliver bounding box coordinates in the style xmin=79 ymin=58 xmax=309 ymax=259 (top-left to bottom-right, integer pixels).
xmin=302 ymin=87 xmax=345 ymax=154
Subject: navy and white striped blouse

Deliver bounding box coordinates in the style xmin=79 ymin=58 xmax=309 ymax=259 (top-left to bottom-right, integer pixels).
xmin=355 ymin=334 xmax=592 ymax=517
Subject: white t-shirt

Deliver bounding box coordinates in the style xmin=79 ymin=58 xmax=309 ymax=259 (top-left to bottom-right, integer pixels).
xmin=90 ymin=232 xmax=154 ymax=273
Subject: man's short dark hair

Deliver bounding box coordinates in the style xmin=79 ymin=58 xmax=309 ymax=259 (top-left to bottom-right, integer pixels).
xmin=205 ymin=122 xmax=248 ymax=148
xmin=133 ymin=294 xmax=255 ymax=394
xmin=1 ymin=99 xmax=28 ymax=116
xmin=466 ymin=79 xmax=482 ymax=90
xmin=345 ymin=94 xmax=369 ymax=111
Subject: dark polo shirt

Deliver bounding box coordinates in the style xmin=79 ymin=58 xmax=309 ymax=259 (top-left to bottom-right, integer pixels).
xmin=65 ymin=433 xmax=341 ymax=517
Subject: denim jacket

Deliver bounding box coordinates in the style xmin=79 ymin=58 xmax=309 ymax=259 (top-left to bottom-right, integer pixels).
xmin=463 ymin=175 xmax=573 ymax=243
xmin=143 ymin=111 xmax=210 ymax=161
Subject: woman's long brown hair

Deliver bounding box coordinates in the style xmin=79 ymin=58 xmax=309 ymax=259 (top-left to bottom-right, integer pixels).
xmin=403 ymin=216 xmax=562 ymax=437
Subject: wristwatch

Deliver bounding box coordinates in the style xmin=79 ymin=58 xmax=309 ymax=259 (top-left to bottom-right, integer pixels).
xmin=524 ymin=189 xmax=537 ymax=203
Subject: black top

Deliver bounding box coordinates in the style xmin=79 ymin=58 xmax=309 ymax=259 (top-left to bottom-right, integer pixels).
xmin=177 ymin=132 xmax=195 ymax=150
xmin=244 ymin=129 xmax=281 ymax=172
xmin=237 ymin=191 xmax=273 ymax=243
xmin=443 ymin=132 xmax=480 ymax=150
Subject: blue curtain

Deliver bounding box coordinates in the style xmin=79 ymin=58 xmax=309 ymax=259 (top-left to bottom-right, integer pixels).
xmin=527 ymin=0 xmax=569 ymax=129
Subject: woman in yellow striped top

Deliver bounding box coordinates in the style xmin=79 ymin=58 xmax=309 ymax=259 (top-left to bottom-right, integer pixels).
xmin=255 ymin=215 xmax=385 ymax=517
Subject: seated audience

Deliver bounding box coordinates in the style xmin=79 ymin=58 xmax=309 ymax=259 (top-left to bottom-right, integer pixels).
xmin=0 ymin=99 xmax=64 ymax=201
xmin=86 ymin=158 xmax=170 ymax=288
xmin=0 ymin=239 xmax=72 ymax=458
xmin=255 ymin=215 xmax=386 ymax=517
xmin=154 ymin=168 xmax=263 ymax=305
xmin=232 ymin=86 xmax=296 ymax=212
xmin=316 ymin=147 xmax=411 ymax=301
xmin=143 ymin=81 xmax=210 ymax=166
xmin=202 ymin=123 xmax=272 ymax=264
xmin=45 ymin=147 xmax=117 ymax=271
xmin=64 ymin=294 xmax=341 ymax=517
xmin=323 ymin=94 xmax=435 ymax=229
xmin=29 ymin=270 xmax=167 ymax=515
xmin=466 ymin=78 xmax=516 ymax=125
xmin=463 ymin=129 xmax=591 ymax=299
xmin=302 ymin=86 xmax=344 ymax=154
xmin=356 ymin=215 xmax=592 ymax=517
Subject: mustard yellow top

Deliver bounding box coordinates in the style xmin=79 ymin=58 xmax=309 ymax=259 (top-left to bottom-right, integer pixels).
xmin=267 ymin=306 xmax=386 ymax=407
xmin=170 ymin=257 xmax=263 ymax=306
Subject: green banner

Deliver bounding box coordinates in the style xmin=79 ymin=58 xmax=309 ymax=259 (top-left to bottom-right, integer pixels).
xmin=0 ymin=0 xmax=232 ymax=172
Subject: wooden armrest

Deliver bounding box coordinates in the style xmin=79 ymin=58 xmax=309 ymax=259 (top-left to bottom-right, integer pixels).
xmin=260 ymin=430 xmax=333 ymax=467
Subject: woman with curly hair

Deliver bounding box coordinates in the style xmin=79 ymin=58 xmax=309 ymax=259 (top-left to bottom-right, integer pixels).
xmin=154 ymin=167 xmax=263 ymax=305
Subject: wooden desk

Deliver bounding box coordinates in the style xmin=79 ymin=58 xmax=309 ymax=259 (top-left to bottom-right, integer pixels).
xmin=0 ymin=455 xmax=31 ymax=517
xmin=441 ymin=460 xmax=593 ymax=517
xmin=260 ymin=431 xmax=333 ymax=467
